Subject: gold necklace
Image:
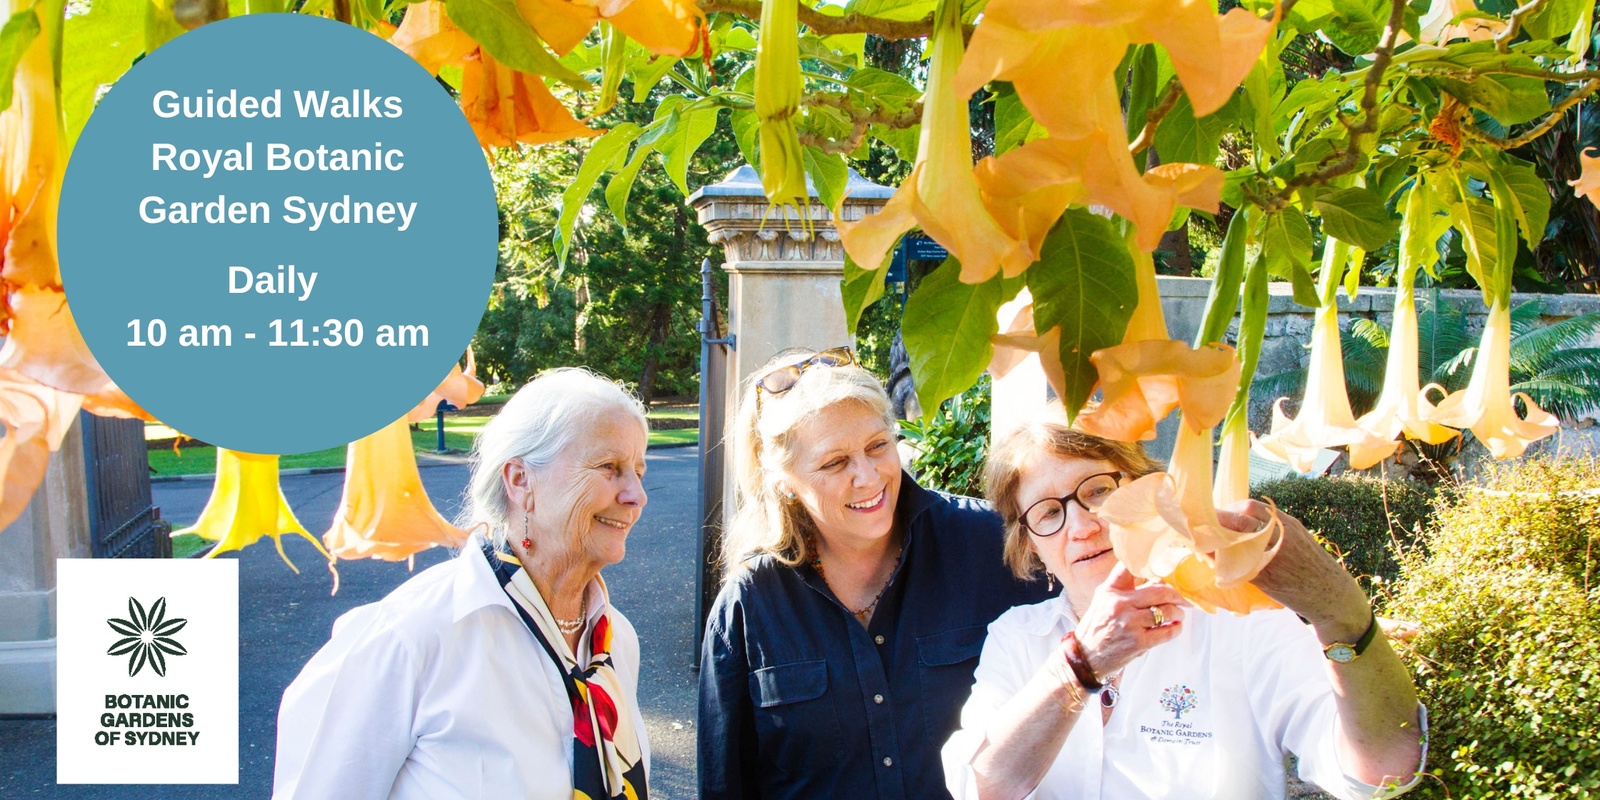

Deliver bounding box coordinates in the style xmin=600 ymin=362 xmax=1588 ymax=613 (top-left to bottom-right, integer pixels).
xmin=812 ymin=551 xmax=902 ymax=621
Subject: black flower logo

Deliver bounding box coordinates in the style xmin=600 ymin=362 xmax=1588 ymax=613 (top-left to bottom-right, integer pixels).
xmin=107 ymin=597 xmax=188 ymax=677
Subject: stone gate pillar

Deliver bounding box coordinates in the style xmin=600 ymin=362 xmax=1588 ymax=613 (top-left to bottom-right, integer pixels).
xmin=687 ymin=165 xmax=893 ymax=516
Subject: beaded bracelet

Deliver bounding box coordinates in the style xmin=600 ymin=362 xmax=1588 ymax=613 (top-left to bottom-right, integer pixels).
xmin=1061 ymin=632 xmax=1103 ymax=692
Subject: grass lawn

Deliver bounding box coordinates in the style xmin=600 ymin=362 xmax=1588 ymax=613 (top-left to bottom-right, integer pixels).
xmin=149 ymin=406 xmax=697 ymax=478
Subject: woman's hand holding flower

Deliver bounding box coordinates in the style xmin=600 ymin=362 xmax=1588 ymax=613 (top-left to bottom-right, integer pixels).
xmin=1071 ymin=563 xmax=1189 ymax=679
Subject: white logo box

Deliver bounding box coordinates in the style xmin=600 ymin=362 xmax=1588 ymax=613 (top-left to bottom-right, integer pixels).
xmin=56 ymin=559 xmax=239 ymax=784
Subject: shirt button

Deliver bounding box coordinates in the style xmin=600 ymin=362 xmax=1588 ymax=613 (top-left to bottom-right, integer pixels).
xmin=874 ymin=635 xmax=885 ymax=645
xmin=882 ymin=757 xmax=894 ymax=767
xmin=874 ymin=694 xmax=884 ymax=704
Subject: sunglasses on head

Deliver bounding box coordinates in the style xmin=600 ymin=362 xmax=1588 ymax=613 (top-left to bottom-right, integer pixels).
xmin=755 ymin=347 xmax=856 ymax=405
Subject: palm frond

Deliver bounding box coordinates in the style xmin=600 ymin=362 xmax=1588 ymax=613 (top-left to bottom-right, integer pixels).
xmin=1510 ymin=378 xmax=1600 ymax=422
xmin=1431 ymin=346 xmax=1477 ymax=391
xmin=1510 ymin=312 xmax=1600 ymax=375
xmin=1251 ymin=368 xmax=1307 ymax=405
xmin=1508 ymin=298 xmax=1545 ymax=339
xmin=1415 ymin=289 xmax=1475 ymax=380
xmin=1348 ymin=317 xmax=1390 ymax=349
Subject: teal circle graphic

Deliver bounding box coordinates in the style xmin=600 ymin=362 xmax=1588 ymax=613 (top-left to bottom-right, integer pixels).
xmin=59 ymin=14 xmax=496 ymax=455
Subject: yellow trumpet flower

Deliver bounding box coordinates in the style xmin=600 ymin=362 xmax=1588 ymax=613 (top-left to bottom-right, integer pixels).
xmin=1076 ymin=247 xmax=1239 ymax=441
xmin=837 ymin=0 xmax=1029 ymax=284
xmin=754 ymin=0 xmax=807 ymax=211
xmin=1254 ymin=240 xmax=1396 ymax=472
xmin=1572 ymin=147 xmax=1600 ymax=210
xmin=174 ymin=450 xmax=336 ymax=583
xmin=1213 ymin=410 xmax=1251 ymax=507
xmin=1101 ymin=416 xmax=1282 ymax=615
xmin=323 ymin=418 xmax=468 ymax=562
xmin=1350 ymin=187 xmax=1458 ymax=469
xmin=0 ymin=368 xmax=82 ymax=531
xmin=1427 ymin=299 xmax=1559 ymax=458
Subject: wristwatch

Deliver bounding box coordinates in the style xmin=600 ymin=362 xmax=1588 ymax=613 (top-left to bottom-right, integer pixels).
xmin=1322 ymin=611 xmax=1379 ymax=664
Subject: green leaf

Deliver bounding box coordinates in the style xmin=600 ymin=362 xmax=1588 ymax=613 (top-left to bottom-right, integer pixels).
xmin=0 ymin=8 xmax=39 ymax=113
xmin=1261 ymin=209 xmax=1318 ymax=307
xmin=993 ymin=82 xmax=1043 ymax=156
xmin=1453 ymin=194 xmax=1502 ymax=306
xmin=1242 ymin=55 xmax=1279 ymax=158
xmin=731 ymin=107 xmax=760 ymax=171
xmin=1321 ymin=0 xmax=1387 ymax=55
xmin=604 ymin=143 xmax=656 ymax=234
xmin=658 ymin=103 xmax=720 ymax=197
xmin=62 ymin=0 xmax=140 ymax=147
xmin=1435 ymin=74 xmax=1550 ymax=127
xmin=144 ymin=0 xmax=185 ymax=56
xmin=1523 ymin=0 xmax=1587 ymax=41
xmin=630 ymin=54 xmax=680 ymax=102
xmin=845 ymin=67 xmax=919 ymax=113
xmin=903 ymin=257 xmax=1007 ymax=417
xmin=1027 ymin=209 xmax=1139 ymax=418
xmin=797 ymin=33 xmax=859 ymax=71
xmin=1154 ymin=94 xmax=1223 ymax=165
xmin=556 ymin=123 xmax=643 ymax=266
xmin=844 ymin=0 xmax=937 ymax=23
xmin=1196 ymin=208 xmax=1251 ymax=348
xmin=1399 ymin=179 xmax=1451 ymax=281
xmin=448 ymin=0 xmax=589 ymax=89
xmin=842 ymin=253 xmax=890 ymax=333
xmin=802 ymin=147 xmax=848 ymax=211
xmin=1314 ymin=186 xmax=1400 ymax=251
xmin=1124 ymin=45 xmax=1159 ymax=143
xmin=1481 ymin=154 xmax=1551 ymax=247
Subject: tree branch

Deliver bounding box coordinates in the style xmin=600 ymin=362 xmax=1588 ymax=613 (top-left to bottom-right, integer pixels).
xmin=1261 ymin=0 xmax=1408 ymax=210
xmin=799 ymin=92 xmax=922 ymax=154
xmin=1128 ymin=79 xmax=1183 ymax=155
xmin=1404 ymin=64 xmax=1600 ymax=83
xmin=1495 ymin=0 xmax=1549 ymax=53
xmin=699 ymin=0 xmax=958 ymax=41
xmin=1464 ymin=77 xmax=1600 ymax=149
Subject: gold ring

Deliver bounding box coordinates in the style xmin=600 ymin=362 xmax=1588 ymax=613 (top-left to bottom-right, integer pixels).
xmin=1151 ymin=606 xmax=1165 ymax=627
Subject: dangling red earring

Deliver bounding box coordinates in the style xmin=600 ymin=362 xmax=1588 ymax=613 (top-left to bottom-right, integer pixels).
xmin=520 ymin=514 xmax=532 ymax=552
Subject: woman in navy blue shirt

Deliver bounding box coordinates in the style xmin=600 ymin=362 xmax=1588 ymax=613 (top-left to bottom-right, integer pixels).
xmin=698 ymin=348 xmax=1048 ymax=799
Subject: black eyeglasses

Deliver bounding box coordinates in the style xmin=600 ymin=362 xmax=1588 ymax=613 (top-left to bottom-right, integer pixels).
xmin=755 ymin=347 xmax=856 ymax=404
xmin=1020 ymin=472 xmax=1124 ymax=537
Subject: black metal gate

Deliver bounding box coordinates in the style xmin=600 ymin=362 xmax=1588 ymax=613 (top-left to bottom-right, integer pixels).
xmin=81 ymin=412 xmax=172 ymax=559
xmin=695 ymin=258 xmax=733 ymax=666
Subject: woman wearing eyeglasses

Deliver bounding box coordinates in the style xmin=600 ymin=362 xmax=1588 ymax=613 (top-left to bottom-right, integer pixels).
xmin=698 ymin=347 xmax=1050 ymax=800
xmin=940 ymin=413 xmax=1426 ymax=799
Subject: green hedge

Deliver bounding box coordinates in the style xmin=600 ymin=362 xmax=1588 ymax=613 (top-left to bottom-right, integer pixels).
xmin=901 ymin=376 xmax=990 ymax=498
xmin=1252 ymin=474 xmax=1433 ymax=588
xmin=1385 ymin=457 xmax=1600 ymax=798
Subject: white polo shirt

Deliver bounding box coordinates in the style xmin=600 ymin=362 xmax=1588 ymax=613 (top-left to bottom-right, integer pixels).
xmin=272 ymin=537 xmax=648 ymax=800
xmin=942 ymin=595 xmax=1424 ymax=800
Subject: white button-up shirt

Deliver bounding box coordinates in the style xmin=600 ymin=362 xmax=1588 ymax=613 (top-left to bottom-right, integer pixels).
xmin=942 ymin=595 xmax=1423 ymax=800
xmin=273 ymin=539 xmax=648 ymax=800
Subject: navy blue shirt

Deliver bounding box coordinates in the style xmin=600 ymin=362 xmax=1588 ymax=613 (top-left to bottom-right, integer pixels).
xmin=698 ymin=473 xmax=1050 ymax=800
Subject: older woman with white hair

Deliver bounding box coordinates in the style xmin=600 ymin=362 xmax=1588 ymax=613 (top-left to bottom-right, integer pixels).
xmin=274 ymin=368 xmax=653 ymax=800
xmin=698 ymin=347 xmax=1049 ymax=800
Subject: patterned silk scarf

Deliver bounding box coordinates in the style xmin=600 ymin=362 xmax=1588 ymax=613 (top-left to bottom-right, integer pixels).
xmin=484 ymin=545 xmax=649 ymax=800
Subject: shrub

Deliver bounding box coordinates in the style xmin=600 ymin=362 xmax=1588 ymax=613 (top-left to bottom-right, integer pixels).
xmin=1384 ymin=457 xmax=1600 ymax=798
xmin=900 ymin=376 xmax=990 ymax=498
xmin=1252 ymin=474 xmax=1433 ymax=588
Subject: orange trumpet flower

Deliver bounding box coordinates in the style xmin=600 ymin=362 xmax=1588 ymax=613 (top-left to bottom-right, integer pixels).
xmin=1100 ymin=416 xmax=1282 ymax=615
xmin=323 ymin=418 xmax=468 ymax=562
xmin=837 ymin=0 xmax=1029 ymax=284
xmin=1075 ymin=247 xmax=1238 ymax=441
xmin=0 ymin=368 xmax=82 ymax=531
xmin=1573 ymin=147 xmax=1600 ymax=210
xmin=1427 ymin=299 xmax=1559 ymax=458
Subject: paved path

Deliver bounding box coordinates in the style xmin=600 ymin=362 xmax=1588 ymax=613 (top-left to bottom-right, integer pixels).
xmin=0 ymin=447 xmax=703 ymax=799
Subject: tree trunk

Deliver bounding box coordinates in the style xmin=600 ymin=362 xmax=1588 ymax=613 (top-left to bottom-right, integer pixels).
xmin=638 ymin=301 xmax=671 ymax=404
xmin=1146 ymin=148 xmax=1194 ymax=276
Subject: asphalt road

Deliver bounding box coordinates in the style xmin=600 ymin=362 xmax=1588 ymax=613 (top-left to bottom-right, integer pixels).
xmin=0 ymin=446 xmax=703 ymax=799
